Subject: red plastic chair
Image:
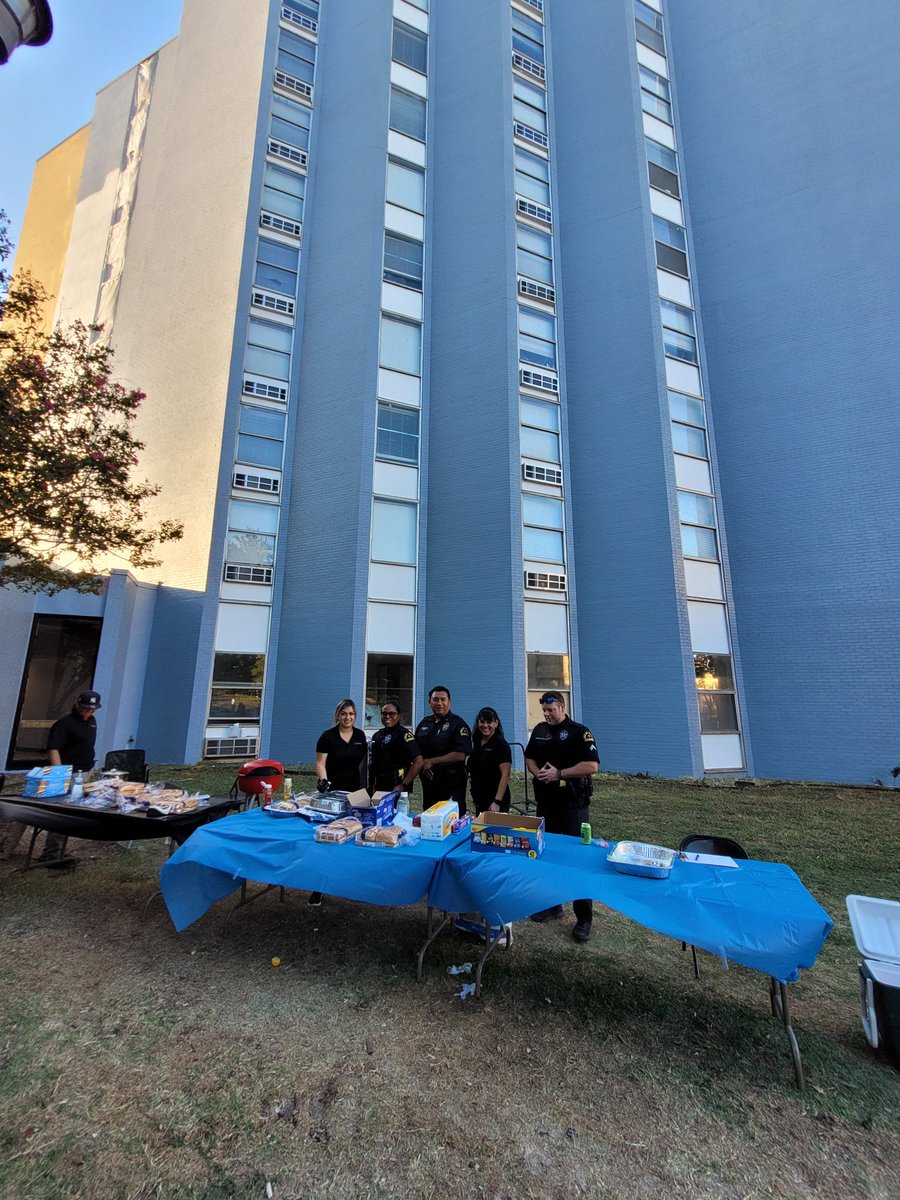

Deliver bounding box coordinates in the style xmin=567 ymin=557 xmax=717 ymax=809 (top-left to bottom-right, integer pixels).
xmin=232 ymin=759 xmax=284 ymax=810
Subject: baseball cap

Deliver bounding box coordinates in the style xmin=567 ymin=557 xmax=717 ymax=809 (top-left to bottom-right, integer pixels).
xmin=76 ymin=690 xmax=102 ymax=709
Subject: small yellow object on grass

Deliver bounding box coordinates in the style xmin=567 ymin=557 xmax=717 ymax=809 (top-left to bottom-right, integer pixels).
xmin=271 ymin=956 xmax=281 ymax=968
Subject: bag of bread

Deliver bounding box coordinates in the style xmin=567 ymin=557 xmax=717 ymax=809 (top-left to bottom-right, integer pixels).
xmin=356 ymin=824 xmax=405 ymax=848
xmin=315 ymin=816 xmax=363 ymax=844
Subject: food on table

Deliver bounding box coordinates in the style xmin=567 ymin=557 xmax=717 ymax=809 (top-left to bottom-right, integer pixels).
xmin=315 ymin=816 xmax=363 ymax=844
xmin=361 ymin=825 xmax=404 ymax=847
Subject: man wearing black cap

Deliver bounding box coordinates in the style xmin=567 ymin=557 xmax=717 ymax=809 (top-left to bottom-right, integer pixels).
xmin=46 ymin=690 xmax=102 ymax=774
xmin=525 ymin=691 xmax=599 ymax=943
xmin=40 ymin=690 xmax=102 ymax=863
xmin=0 ymin=690 xmax=104 ymax=864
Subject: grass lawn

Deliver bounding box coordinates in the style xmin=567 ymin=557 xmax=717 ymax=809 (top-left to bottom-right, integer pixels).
xmin=0 ymin=771 xmax=897 ymax=1199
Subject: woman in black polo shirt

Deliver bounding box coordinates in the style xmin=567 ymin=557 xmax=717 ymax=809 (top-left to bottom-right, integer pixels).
xmin=467 ymin=707 xmax=512 ymax=814
xmin=314 ymin=699 xmax=368 ymax=793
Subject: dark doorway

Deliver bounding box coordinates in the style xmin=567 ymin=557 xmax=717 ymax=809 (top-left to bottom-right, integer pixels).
xmin=6 ymin=616 xmax=103 ymax=769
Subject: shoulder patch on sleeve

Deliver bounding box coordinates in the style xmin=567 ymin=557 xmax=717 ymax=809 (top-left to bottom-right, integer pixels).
xmin=460 ymin=725 xmax=470 ymax=737
xmin=584 ymin=730 xmax=595 ymax=742
xmin=404 ymin=730 xmax=414 ymax=742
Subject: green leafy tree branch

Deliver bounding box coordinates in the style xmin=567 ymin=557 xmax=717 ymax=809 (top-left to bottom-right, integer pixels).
xmin=0 ymin=212 xmax=182 ymax=594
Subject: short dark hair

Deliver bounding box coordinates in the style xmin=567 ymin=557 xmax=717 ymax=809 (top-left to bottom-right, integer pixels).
xmin=539 ymin=691 xmax=565 ymax=706
xmin=428 ymin=685 xmax=451 ymax=701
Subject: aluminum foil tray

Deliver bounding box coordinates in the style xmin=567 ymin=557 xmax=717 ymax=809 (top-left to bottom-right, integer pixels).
xmin=607 ymin=841 xmax=676 ymax=879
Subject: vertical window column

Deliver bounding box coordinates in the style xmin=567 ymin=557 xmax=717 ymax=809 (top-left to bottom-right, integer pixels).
xmin=365 ymin=4 xmax=430 ymax=728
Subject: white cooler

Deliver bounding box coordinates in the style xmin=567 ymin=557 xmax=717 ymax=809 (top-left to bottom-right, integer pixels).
xmin=846 ymin=894 xmax=900 ymax=1069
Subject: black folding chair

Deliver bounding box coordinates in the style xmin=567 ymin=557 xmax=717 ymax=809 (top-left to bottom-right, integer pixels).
xmin=103 ymin=749 xmax=150 ymax=783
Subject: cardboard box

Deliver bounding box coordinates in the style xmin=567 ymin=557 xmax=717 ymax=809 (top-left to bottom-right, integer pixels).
xmin=347 ymin=788 xmax=398 ymax=828
xmin=22 ymin=765 xmax=73 ymax=798
xmin=471 ymin=811 xmax=545 ymax=858
xmin=420 ymin=800 xmax=459 ymax=841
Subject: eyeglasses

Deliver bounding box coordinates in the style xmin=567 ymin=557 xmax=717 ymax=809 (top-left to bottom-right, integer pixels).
xmin=381 ymin=710 xmax=399 ymax=717
xmin=539 ymin=694 xmax=563 ymax=706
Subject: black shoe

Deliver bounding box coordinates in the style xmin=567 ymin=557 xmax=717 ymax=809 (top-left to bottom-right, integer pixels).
xmin=37 ymin=853 xmax=75 ymax=871
xmin=529 ymin=905 xmax=564 ymax=923
xmin=571 ymin=921 xmax=592 ymax=943
xmin=308 ymin=891 xmax=323 ymax=907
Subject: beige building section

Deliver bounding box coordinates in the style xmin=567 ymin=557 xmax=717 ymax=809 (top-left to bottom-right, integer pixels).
xmin=12 ymin=125 xmax=90 ymax=335
xmin=44 ymin=0 xmax=270 ymax=591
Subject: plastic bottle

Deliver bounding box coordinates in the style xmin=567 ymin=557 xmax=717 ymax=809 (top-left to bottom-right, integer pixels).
xmin=70 ymin=770 xmax=84 ymax=804
xmin=283 ymin=776 xmax=293 ymax=801
xmin=398 ymin=792 xmax=409 ymax=816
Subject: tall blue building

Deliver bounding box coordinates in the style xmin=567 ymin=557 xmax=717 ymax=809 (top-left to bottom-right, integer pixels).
xmin=4 ymin=0 xmax=898 ymax=785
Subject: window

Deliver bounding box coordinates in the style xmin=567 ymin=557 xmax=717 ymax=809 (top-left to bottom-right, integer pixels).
xmin=521 ymin=426 xmax=560 ymax=462
xmin=390 ymin=87 xmax=426 ymax=141
xmin=282 ymin=0 xmax=318 ymax=24
xmin=380 ymin=316 xmax=421 ymax=375
xmin=262 ymin=163 xmax=305 ymax=222
xmin=646 ymin=138 xmax=680 ymax=198
xmin=671 ymin=422 xmax=707 ymax=458
xmin=668 ymin=389 xmax=705 ymax=427
xmin=653 ymin=215 xmax=687 ymax=276
xmin=640 ymin=65 xmax=671 ymax=123
xmin=513 ymin=76 xmax=547 ymax=135
xmin=512 ymin=9 xmax=544 ymax=64
xmin=392 ymin=20 xmax=427 ymax=73
xmin=695 ymin=654 xmax=738 ymax=733
xmin=521 ymin=397 xmax=560 ymax=462
xmin=678 ymin=492 xmax=715 ymax=527
xmin=271 ymin=94 xmax=311 ymax=149
xmin=386 ymin=160 xmax=425 ymax=213
xmin=209 ymin=653 xmax=265 ymax=724
xmin=524 ymin=493 xmax=563 ymax=529
xmin=523 ymin=492 xmax=564 ymax=562
xmin=245 ymin=317 xmax=293 ymax=381
xmin=383 ymin=232 xmax=424 ymax=289
xmin=661 ymin=299 xmax=697 ymax=363
xmin=376 ymin=401 xmax=419 ymax=464
xmin=226 ymin=498 xmax=278 ymax=566
xmin=255 ymin=237 xmax=299 ymax=295
xmin=237 ymin=405 xmax=285 ymax=469
xmin=519 ymin=306 xmax=556 ymax=369
xmin=372 ymin=499 xmax=417 ymax=564
xmin=365 ymin=653 xmax=413 ymax=727
xmin=277 ymin=29 xmax=316 ymax=83
xmin=521 ymin=396 xmax=559 ymax=432
xmin=517 ymin=224 xmax=553 ymax=284
xmin=515 ymin=147 xmax=551 ymax=208
xmin=680 ymin=491 xmax=717 ymax=560
xmin=634 ymin=0 xmax=665 ymax=55
xmin=527 ymin=652 xmax=569 ymax=690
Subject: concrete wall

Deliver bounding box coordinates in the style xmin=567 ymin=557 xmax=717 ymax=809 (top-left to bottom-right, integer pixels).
xmin=12 ymin=125 xmax=90 ymax=334
xmin=551 ymin=1 xmax=697 ymax=775
xmin=423 ymin=0 xmax=526 ymax=737
xmin=667 ymin=0 xmax=900 ymax=782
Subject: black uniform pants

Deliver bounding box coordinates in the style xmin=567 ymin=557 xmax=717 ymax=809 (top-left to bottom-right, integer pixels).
xmin=536 ymin=797 xmax=593 ymax=925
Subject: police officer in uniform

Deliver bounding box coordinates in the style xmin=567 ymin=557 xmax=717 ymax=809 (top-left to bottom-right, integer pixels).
xmin=525 ymin=690 xmax=599 ymax=943
xmin=369 ymin=700 xmax=423 ymax=794
xmin=414 ymin=685 xmax=472 ymax=814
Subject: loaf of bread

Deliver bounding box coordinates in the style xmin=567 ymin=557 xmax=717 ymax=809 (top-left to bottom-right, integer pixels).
xmin=362 ymin=824 xmax=404 ymax=847
xmin=315 ymin=816 xmax=363 ymax=844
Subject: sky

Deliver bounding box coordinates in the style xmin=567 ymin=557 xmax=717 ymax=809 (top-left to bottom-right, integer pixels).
xmin=0 ymin=1 xmax=184 ymax=251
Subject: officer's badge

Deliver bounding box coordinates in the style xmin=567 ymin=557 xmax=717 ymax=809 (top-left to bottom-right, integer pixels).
xmin=559 ymin=729 xmax=569 ymax=740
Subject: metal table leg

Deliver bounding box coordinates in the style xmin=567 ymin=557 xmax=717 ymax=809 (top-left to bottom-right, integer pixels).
xmin=416 ymin=904 xmax=455 ymax=981
xmin=223 ymin=881 xmax=285 ymax=931
xmin=11 ymin=829 xmax=77 ymax=874
xmin=769 ymin=976 xmax=804 ymax=1089
xmin=474 ymin=919 xmax=512 ymax=997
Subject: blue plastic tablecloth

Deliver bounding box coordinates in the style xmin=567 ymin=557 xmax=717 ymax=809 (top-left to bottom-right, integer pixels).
xmin=160 ymin=808 xmax=469 ymax=931
xmin=429 ymin=834 xmax=833 ymax=983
